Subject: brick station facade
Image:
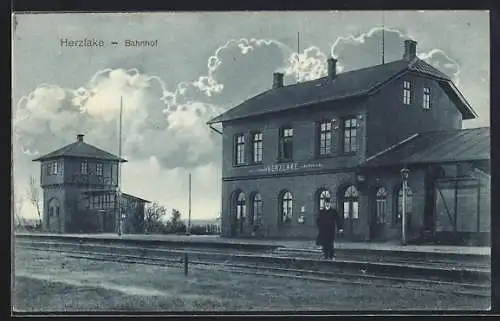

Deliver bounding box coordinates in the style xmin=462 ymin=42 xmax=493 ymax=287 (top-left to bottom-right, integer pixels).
xmin=208 ymin=40 xmax=490 ymax=243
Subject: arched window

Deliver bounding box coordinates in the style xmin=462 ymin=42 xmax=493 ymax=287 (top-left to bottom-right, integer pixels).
xmin=280 ymin=191 xmax=293 ymax=223
xmin=396 ymin=186 xmax=413 ymax=224
xmin=252 ymin=193 xmax=263 ymax=227
xmin=236 ymin=192 xmax=246 ymax=220
xmin=376 ymin=187 xmax=388 ymax=224
xmin=343 ymin=185 xmax=359 ymax=220
xmin=318 ymin=188 xmax=331 ymax=211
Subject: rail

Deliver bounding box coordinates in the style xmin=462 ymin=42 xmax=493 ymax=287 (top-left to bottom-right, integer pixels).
xmin=15 ymin=238 xmax=490 ymax=298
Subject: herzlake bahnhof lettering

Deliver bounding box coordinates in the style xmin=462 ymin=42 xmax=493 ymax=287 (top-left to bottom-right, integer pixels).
xmin=59 ymin=38 xmax=159 ymax=48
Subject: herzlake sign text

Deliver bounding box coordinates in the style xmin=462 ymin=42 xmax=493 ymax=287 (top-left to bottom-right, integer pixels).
xmin=250 ymin=162 xmax=323 ymax=174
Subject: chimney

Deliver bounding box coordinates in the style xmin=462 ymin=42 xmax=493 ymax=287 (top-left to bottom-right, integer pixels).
xmin=77 ymin=134 xmax=84 ymax=142
xmin=403 ymin=40 xmax=417 ymax=61
xmin=272 ymin=72 xmax=284 ymax=89
xmin=327 ymin=58 xmax=337 ymax=79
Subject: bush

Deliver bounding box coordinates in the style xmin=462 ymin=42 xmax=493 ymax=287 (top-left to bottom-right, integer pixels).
xmin=187 ymin=224 xmax=220 ymax=235
xmin=14 ymin=220 xmax=42 ymax=232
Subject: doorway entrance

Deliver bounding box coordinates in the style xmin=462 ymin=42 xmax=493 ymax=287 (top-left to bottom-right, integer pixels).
xmin=424 ymin=166 xmax=445 ymax=233
xmin=341 ymin=185 xmax=359 ymax=236
xmin=370 ymin=186 xmax=388 ymax=240
xmin=47 ymin=198 xmax=61 ymax=233
xmin=230 ymin=191 xmax=246 ymax=237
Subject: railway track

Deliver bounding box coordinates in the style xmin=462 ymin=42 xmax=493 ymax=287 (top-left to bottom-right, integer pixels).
xmin=15 ymin=239 xmax=490 ymax=281
xmin=15 ymin=240 xmax=490 ymax=298
xmin=271 ymin=248 xmax=491 ymax=271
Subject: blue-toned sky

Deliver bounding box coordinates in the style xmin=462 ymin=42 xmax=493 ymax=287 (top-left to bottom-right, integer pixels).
xmin=12 ymin=11 xmax=490 ymax=220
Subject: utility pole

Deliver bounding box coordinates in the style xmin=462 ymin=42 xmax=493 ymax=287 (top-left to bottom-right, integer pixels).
xmin=296 ymin=31 xmax=300 ymax=83
xmin=400 ymin=167 xmax=409 ymax=245
xmin=117 ymin=96 xmax=123 ymax=236
xmin=187 ymin=172 xmax=192 ymax=235
xmin=382 ymin=11 xmax=386 ymax=65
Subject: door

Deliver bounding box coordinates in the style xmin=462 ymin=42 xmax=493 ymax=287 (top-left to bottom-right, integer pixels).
xmin=47 ymin=198 xmax=61 ymax=233
xmin=342 ymin=185 xmax=359 ymax=236
xmin=231 ymin=191 xmax=246 ymax=237
xmin=424 ymin=166 xmax=445 ymax=233
xmin=371 ymin=187 xmax=388 ymax=240
xmin=103 ymin=211 xmax=115 ymax=232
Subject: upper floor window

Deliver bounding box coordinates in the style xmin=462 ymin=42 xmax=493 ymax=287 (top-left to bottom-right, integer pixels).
xmin=81 ymin=161 xmax=88 ymax=174
xmin=343 ymin=117 xmax=357 ymax=153
xmin=111 ymin=163 xmax=118 ymax=183
xmin=234 ymin=134 xmax=245 ymax=165
xmin=91 ymin=195 xmax=104 ymax=209
xmin=318 ymin=121 xmax=332 ymax=156
xmin=252 ymin=132 xmax=263 ymax=163
xmin=46 ymin=161 xmax=59 ymax=175
xmin=52 ymin=161 xmax=58 ymax=175
xmin=423 ymin=87 xmax=431 ymax=110
xmin=96 ymin=163 xmax=103 ymax=176
xmin=279 ymin=127 xmax=293 ymax=161
xmin=45 ymin=161 xmax=57 ymax=175
xmin=403 ymin=80 xmax=411 ymax=105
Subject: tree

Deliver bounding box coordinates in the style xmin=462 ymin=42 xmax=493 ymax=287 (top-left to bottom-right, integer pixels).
xmin=143 ymin=202 xmax=168 ymax=234
xmin=13 ymin=193 xmax=25 ymax=230
xmin=167 ymin=209 xmax=186 ymax=233
xmin=28 ymin=176 xmax=42 ymax=225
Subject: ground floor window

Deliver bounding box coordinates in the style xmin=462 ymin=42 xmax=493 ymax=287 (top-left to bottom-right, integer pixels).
xmin=236 ymin=192 xmax=246 ymax=220
xmin=280 ymin=191 xmax=293 ymax=223
xmin=252 ymin=193 xmax=263 ymax=229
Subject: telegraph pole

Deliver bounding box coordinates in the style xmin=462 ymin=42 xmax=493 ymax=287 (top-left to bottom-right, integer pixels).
xmin=296 ymin=31 xmax=300 ymax=83
xmin=117 ymin=96 xmax=123 ymax=236
xmin=400 ymin=167 xmax=409 ymax=245
xmin=187 ymin=172 xmax=192 ymax=235
xmin=381 ymin=11 xmax=386 ymax=65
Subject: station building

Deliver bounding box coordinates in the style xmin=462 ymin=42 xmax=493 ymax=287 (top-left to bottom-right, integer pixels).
xmin=33 ymin=134 xmax=150 ymax=234
xmin=207 ymin=40 xmax=490 ymax=244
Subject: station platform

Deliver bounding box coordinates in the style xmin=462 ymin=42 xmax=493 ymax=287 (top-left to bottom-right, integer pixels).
xmin=14 ymin=232 xmax=490 ymax=256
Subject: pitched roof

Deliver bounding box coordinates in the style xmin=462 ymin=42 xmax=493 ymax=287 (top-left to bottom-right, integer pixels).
xmin=207 ymin=58 xmax=477 ymax=124
xmin=83 ymin=189 xmax=150 ymax=203
xmin=32 ymin=139 xmax=127 ymax=162
xmin=122 ymin=192 xmax=150 ymax=203
xmin=361 ymin=127 xmax=490 ymax=168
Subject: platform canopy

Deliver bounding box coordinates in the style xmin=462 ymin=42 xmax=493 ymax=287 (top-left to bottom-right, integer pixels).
xmin=361 ymin=127 xmax=490 ymax=169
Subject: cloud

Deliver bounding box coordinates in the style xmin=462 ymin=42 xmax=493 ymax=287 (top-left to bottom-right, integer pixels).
xmin=12 ymin=36 xmax=296 ymax=181
xmin=417 ymin=49 xmax=461 ymax=85
xmin=192 ymin=38 xmax=290 ymax=104
xmin=13 ymin=68 xmax=222 ymax=171
xmin=284 ymin=46 xmax=328 ymax=82
xmin=330 ymin=27 xmax=462 ymax=84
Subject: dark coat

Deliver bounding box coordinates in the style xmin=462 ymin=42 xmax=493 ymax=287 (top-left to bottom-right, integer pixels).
xmin=316 ymin=207 xmax=343 ymax=245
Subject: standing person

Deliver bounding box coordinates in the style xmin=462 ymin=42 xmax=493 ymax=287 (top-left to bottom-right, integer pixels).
xmin=316 ymin=197 xmax=343 ymax=260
